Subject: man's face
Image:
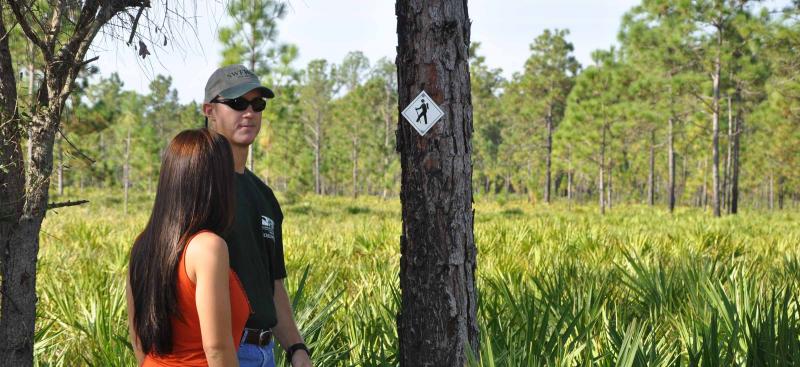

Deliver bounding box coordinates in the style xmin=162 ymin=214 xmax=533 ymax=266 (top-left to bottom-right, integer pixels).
xmin=203 ymin=89 xmax=263 ymax=148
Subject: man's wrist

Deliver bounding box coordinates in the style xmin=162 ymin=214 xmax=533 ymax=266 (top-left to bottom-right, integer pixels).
xmin=286 ymin=342 xmax=311 ymax=361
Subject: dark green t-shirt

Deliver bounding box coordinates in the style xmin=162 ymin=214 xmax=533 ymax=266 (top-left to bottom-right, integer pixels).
xmin=225 ymin=170 xmax=287 ymax=329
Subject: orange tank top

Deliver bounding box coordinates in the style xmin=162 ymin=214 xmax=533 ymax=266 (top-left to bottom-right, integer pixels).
xmin=142 ymin=230 xmax=252 ymax=366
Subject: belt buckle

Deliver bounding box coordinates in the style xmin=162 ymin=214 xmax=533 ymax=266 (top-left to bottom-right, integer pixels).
xmin=259 ymin=329 xmax=272 ymax=346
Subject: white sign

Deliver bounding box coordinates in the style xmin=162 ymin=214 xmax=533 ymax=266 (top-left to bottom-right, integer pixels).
xmin=401 ymin=91 xmax=444 ymax=136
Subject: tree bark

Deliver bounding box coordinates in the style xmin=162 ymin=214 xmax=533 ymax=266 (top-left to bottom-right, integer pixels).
xmin=124 ymin=128 xmax=131 ymax=215
xmin=352 ymin=136 xmax=358 ymax=198
xmin=647 ymin=128 xmax=655 ymax=206
xmin=723 ymin=95 xmax=732 ymax=211
xmin=396 ymin=0 xmax=478 ymax=365
xmin=313 ymin=112 xmax=322 ymax=195
xmin=668 ymin=117 xmax=675 ymax=212
xmin=57 ymin=133 xmax=64 ymax=196
xmin=544 ymin=106 xmax=553 ymax=204
xmin=729 ymin=88 xmax=741 ymax=214
xmin=607 ymin=157 xmax=613 ymax=210
xmin=0 ymin=13 xmax=32 ymax=366
xmin=599 ymin=123 xmax=606 ymax=215
xmin=711 ymin=23 xmax=722 ymax=217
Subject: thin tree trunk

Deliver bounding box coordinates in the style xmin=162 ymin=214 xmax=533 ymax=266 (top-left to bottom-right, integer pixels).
xmin=124 ymin=128 xmax=131 ymax=215
xmin=57 ymin=133 xmax=64 ymax=196
xmin=26 ymin=43 xmax=35 ymax=167
xmin=383 ymin=99 xmax=392 ymax=199
xmin=769 ymin=173 xmax=774 ymax=211
xmin=723 ymin=95 xmax=732 ymax=211
xmin=544 ymin=106 xmax=553 ymax=204
xmin=711 ymin=25 xmax=722 ymax=217
xmin=396 ymin=0 xmax=478 ymax=364
xmin=567 ymin=148 xmax=573 ymax=201
xmin=668 ymin=117 xmax=676 ymax=212
xmin=352 ymin=136 xmax=358 ymax=199
xmin=730 ymin=90 xmax=741 ymax=214
xmin=608 ymin=157 xmax=613 ymax=210
xmin=648 ymin=128 xmax=655 ymax=206
xmin=314 ymin=113 xmax=322 ymax=195
xmin=599 ymin=125 xmax=606 ymax=215
xmin=701 ymin=157 xmax=707 ymax=208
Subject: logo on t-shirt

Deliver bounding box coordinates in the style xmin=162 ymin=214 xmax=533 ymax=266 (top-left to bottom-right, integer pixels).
xmin=261 ymin=215 xmax=275 ymax=240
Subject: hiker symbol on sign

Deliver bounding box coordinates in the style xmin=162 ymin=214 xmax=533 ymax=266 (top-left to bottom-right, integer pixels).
xmin=402 ymin=91 xmax=444 ymax=136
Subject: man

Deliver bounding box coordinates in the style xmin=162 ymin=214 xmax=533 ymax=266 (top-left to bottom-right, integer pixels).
xmin=203 ymin=65 xmax=312 ymax=367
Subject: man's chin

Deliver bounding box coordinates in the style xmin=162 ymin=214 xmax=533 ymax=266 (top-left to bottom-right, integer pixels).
xmin=231 ymin=136 xmax=256 ymax=147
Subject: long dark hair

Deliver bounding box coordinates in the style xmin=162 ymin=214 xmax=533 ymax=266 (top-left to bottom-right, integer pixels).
xmin=128 ymin=128 xmax=235 ymax=355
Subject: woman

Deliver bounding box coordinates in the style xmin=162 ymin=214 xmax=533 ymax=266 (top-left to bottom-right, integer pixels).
xmin=126 ymin=128 xmax=251 ymax=366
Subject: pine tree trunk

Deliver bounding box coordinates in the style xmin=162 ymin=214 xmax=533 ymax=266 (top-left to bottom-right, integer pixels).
xmin=57 ymin=133 xmax=64 ymax=196
xmin=396 ymin=0 xmax=478 ymax=365
xmin=0 ymin=14 xmax=31 ymax=364
xmin=599 ymin=125 xmax=606 ymax=215
xmin=668 ymin=117 xmax=675 ymax=212
xmin=648 ymin=128 xmax=655 ymax=206
xmin=26 ymin=43 xmax=35 ymax=166
xmin=314 ymin=114 xmax=322 ymax=195
xmin=352 ymin=136 xmax=358 ymax=199
xmin=544 ymin=107 xmax=553 ymax=204
xmin=1 ymin=108 xmax=60 ymax=367
xmin=711 ymin=26 xmax=722 ymax=217
xmin=730 ymin=90 xmax=741 ymax=215
xmin=383 ymin=99 xmax=392 ymax=199
xmin=124 ymin=128 xmax=131 ymax=215
xmin=607 ymin=157 xmax=613 ymax=210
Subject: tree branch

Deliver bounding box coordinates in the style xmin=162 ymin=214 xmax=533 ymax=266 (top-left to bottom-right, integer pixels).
xmin=126 ymin=5 xmax=146 ymax=45
xmin=46 ymin=0 xmax=67 ymax=51
xmin=6 ymin=0 xmax=49 ymax=58
xmin=58 ymin=127 xmax=95 ymax=164
xmin=0 ymin=19 xmax=19 ymax=43
xmin=47 ymin=199 xmax=89 ymax=210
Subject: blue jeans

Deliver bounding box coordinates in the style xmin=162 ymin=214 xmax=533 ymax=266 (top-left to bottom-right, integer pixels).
xmin=238 ymin=339 xmax=276 ymax=367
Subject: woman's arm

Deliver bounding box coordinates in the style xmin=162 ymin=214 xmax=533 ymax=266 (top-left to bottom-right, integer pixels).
xmin=186 ymin=232 xmax=239 ymax=367
xmin=125 ymin=273 xmax=145 ymax=366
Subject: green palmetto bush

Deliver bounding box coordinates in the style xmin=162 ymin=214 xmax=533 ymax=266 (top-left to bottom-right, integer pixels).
xmin=34 ymin=191 xmax=800 ymax=366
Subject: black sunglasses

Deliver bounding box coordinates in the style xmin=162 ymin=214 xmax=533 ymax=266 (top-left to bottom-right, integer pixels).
xmin=211 ymin=97 xmax=267 ymax=112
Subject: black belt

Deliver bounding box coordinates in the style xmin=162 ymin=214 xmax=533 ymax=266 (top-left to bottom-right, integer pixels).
xmin=242 ymin=328 xmax=273 ymax=346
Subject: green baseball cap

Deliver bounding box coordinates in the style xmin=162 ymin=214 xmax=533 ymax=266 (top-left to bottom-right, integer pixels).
xmin=204 ymin=64 xmax=274 ymax=103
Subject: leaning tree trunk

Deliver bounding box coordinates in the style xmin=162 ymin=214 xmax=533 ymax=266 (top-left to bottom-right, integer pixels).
xmin=395 ymin=1 xmax=478 ymax=365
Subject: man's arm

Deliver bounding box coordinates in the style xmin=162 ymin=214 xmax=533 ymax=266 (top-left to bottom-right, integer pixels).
xmin=273 ymin=280 xmax=312 ymax=367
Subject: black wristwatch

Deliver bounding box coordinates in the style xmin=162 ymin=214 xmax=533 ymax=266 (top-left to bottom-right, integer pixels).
xmin=286 ymin=343 xmax=311 ymax=361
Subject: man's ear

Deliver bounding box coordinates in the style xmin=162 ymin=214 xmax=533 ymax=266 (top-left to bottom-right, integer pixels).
xmin=202 ymin=103 xmax=214 ymax=117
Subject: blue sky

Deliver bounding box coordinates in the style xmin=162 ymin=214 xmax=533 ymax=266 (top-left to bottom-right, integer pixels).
xmin=89 ymin=0 xmax=787 ymax=104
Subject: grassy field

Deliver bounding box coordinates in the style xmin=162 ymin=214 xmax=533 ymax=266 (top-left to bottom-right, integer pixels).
xmin=34 ymin=190 xmax=800 ymax=366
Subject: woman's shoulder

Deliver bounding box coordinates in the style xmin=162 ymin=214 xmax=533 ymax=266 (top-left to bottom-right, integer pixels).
xmin=185 ymin=231 xmax=229 ymax=267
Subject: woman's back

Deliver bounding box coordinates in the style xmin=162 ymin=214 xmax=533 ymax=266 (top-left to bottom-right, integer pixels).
xmin=142 ymin=231 xmax=251 ymax=366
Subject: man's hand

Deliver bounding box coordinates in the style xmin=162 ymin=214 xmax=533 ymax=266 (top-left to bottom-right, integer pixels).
xmin=273 ymin=280 xmax=312 ymax=366
xmin=291 ymin=349 xmax=312 ymax=367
